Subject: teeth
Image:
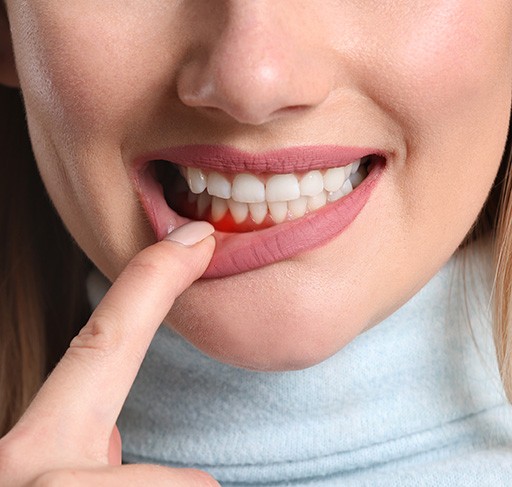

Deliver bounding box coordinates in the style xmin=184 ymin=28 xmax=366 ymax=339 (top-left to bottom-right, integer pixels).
xmin=211 ymin=196 xmax=228 ymax=222
xmin=327 ymin=188 xmax=344 ymax=202
xmin=268 ymin=201 xmax=288 ymax=223
xmin=184 ymin=160 xmax=364 ymax=204
xmin=307 ymin=191 xmax=327 ymax=211
xmin=232 ymin=174 xmax=265 ymax=203
xmin=249 ymin=202 xmax=268 ymax=224
xmin=288 ymin=196 xmax=308 ymax=218
xmin=266 ymin=174 xmax=300 ymax=202
xmin=299 ymin=170 xmax=324 ymax=197
xmin=207 ymin=172 xmax=231 ymax=199
xmin=323 ymin=167 xmax=346 ymax=192
xmin=349 ymin=170 xmax=364 ymax=187
xmin=187 ymin=167 xmax=208 ymax=194
xmin=178 ymin=158 xmax=371 ymax=227
xmin=341 ymin=179 xmax=353 ymax=196
xmin=227 ymin=199 xmax=249 ymax=224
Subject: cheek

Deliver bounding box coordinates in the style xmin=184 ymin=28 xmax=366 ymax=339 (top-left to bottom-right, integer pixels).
xmin=6 ymin=4 xmax=177 ymax=273
xmin=9 ymin=3 xmax=186 ymax=141
xmin=370 ymin=2 xmax=512 ymax=125
xmin=365 ymin=2 xmax=512 ymax=232
xmin=13 ymin=14 xmax=138 ymax=134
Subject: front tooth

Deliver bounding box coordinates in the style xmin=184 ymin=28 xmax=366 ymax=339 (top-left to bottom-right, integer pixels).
xmin=211 ymin=196 xmax=228 ymax=222
xmin=197 ymin=192 xmax=212 ymax=217
xmin=351 ymin=159 xmax=361 ymax=174
xmin=207 ymin=172 xmax=231 ymax=199
xmin=227 ymin=199 xmax=249 ymax=224
xmin=187 ymin=167 xmax=208 ymax=194
xmin=268 ymin=201 xmax=288 ymax=223
xmin=307 ymin=191 xmax=327 ymax=211
xmin=323 ymin=167 xmax=346 ymax=192
xmin=299 ymin=170 xmax=324 ymax=197
xmin=266 ymin=174 xmax=300 ymax=202
xmin=249 ymin=202 xmax=268 ymax=224
xmin=231 ymin=174 xmax=265 ymax=203
xmin=288 ymin=197 xmax=308 ymax=219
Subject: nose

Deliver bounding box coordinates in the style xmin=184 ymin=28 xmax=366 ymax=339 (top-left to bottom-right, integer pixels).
xmin=176 ymin=3 xmax=334 ymax=126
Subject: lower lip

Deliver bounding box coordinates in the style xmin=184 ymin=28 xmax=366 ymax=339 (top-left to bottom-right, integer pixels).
xmin=134 ymin=159 xmax=385 ymax=278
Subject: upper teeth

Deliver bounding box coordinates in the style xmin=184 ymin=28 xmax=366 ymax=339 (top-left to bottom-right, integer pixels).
xmin=182 ymin=160 xmax=363 ymax=204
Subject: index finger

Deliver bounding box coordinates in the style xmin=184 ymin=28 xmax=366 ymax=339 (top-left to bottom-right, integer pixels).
xmin=16 ymin=222 xmax=215 ymax=460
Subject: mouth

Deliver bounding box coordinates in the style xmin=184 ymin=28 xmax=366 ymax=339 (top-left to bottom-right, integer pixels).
xmin=133 ymin=145 xmax=386 ymax=278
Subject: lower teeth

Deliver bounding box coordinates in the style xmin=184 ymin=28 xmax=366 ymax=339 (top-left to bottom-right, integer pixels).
xmin=179 ymin=163 xmax=369 ymax=228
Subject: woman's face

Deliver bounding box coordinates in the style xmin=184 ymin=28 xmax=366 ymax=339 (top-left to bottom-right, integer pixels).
xmin=3 ymin=1 xmax=512 ymax=370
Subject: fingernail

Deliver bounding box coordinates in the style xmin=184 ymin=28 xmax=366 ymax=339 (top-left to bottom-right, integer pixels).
xmin=164 ymin=221 xmax=215 ymax=246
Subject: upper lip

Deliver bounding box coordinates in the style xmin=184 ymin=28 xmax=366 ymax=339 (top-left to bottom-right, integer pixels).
xmin=134 ymin=144 xmax=385 ymax=174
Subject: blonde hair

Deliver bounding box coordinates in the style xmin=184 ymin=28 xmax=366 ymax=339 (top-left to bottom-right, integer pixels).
xmin=0 ymin=82 xmax=511 ymax=436
xmin=493 ymin=133 xmax=512 ymax=400
xmin=0 ymin=86 xmax=91 ymax=436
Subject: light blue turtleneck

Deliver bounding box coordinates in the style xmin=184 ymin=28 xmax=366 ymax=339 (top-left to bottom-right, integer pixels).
xmin=88 ymin=239 xmax=512 ymax=486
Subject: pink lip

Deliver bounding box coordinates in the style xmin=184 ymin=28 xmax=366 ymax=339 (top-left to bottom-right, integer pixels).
xmin=136 ymin=145 xmax=386 ymax=174
xmin=132 ymin=145 xmax=386 ymax=278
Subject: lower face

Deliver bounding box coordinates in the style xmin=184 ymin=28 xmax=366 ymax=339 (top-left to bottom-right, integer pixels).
xmin=5 ymin=1 xmax=512 ymax=370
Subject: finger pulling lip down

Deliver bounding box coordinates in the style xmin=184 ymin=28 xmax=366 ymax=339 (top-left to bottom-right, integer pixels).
xmin=132 ymin=145 xmax=387 ymax=278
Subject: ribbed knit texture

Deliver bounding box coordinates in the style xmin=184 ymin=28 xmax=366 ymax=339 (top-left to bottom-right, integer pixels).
xmin=87 ymin=239 xmax=512 ymax=486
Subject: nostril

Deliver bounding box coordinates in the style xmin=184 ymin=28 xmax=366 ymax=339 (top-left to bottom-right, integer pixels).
xmin=275 ymin=104 xmax=311 ymax=118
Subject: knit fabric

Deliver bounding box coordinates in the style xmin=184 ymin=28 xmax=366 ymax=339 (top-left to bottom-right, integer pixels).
xmin=87 ymin=239 xmax=512 ymax=486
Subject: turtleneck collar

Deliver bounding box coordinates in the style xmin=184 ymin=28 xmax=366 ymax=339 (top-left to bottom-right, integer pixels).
xmin=88 ymin=239 xmax=512 ymax=485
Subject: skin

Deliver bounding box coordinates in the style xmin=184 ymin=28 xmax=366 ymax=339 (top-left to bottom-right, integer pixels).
xmin=2 ymin=1 xmax=512 ymax=371
xmin=2 ymin=3 xmax=512 ymax=375
xmin=0 ymin=0 xmax=510 ymax=483
xmin=0 ymin=224 xmax=220 ymax=484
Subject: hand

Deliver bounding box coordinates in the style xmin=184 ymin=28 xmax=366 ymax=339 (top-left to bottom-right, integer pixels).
xmin=0 ymin=222 xmax=220 ymax=486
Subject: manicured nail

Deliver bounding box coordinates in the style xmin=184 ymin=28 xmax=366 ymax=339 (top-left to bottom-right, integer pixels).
xmin=164 ymin=221 xmax=215 ymax=246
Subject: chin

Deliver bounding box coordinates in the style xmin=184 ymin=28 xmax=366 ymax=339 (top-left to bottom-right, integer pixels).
xmin=188 ymin=334 xmax=341 ymax=372
xmin=164 ymin=308 xmax=354 ymax=372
